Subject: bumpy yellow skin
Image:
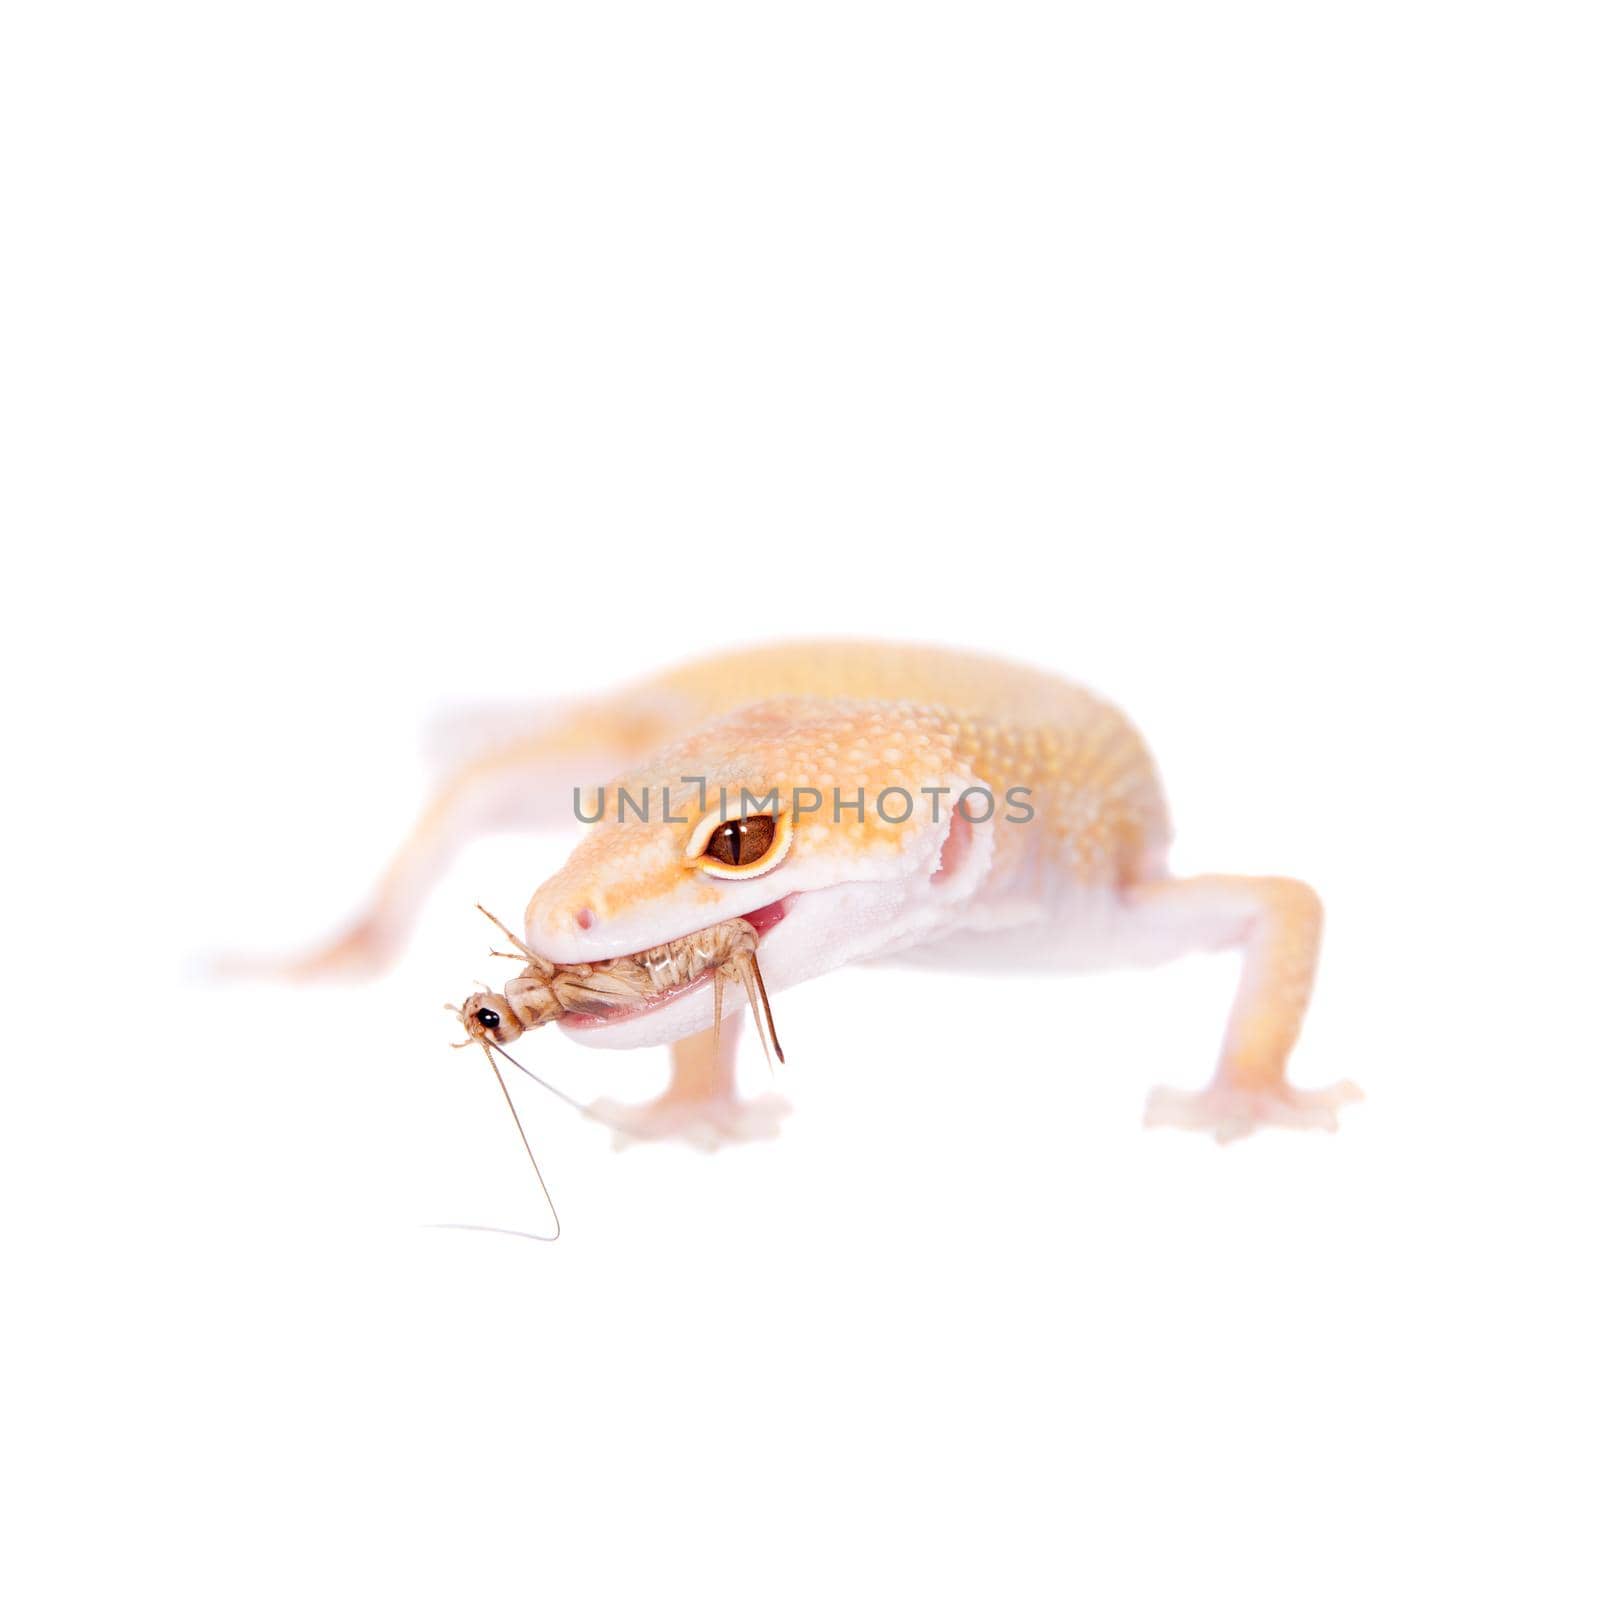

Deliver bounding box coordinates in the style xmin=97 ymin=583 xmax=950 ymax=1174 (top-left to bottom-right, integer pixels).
xmin=296 ymin=641 xmax=1357 ymax=1144
xmin=534 ymin=645 xmax=1169 ymax=935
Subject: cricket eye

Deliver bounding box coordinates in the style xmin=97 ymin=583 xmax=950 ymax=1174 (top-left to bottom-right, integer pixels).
xmin=461 ymin=994 xmax=523 ymax=1044
xmin=689 ymin=808 xmax=793 ymax=880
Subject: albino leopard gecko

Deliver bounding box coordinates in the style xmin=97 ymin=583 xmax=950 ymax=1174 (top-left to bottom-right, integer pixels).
xmin=289 ymin=640 xmax=1357 ymax=1146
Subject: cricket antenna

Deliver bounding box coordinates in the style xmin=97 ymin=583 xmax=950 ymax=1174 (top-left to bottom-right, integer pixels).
xmin=479 ymin=1039 xmax=561 ymax=1242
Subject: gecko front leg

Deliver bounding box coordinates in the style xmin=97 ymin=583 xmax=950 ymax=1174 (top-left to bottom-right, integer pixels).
xmin=1128 ymin=875 xmax=1361 ymax=1141
xmin=587 ymin=1014 xmax=791 ymax=1151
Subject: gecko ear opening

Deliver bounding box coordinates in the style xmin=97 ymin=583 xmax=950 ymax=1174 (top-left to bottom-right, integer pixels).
xmin=930 ymin=803 xmax=972 ymax=886
xmin=930 ymin=794 xmax=990 ymax=891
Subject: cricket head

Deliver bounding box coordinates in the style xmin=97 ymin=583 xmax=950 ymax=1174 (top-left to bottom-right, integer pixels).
xmin=504 ymin=697 xmax=996 ymax=1050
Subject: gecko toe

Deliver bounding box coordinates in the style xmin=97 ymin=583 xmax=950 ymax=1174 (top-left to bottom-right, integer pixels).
xmin=586 ymin=1093 xmax=791 ymax=1152
xmin=1145 ymin=1079 xmax=1363 ymax=1141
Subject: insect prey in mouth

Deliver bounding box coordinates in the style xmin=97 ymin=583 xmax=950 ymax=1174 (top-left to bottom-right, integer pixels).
xmin=447 ymin=906 xmax=788 ymax=1234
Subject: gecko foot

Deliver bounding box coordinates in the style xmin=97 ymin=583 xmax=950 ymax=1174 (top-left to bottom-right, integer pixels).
xmin=587 ymin=1093 xmax=792 ymax=1152
xmin=1144 ymin=1078 xmax=1363 ymax=1143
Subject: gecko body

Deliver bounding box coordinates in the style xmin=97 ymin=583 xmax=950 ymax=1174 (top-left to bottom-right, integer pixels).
xmin=299 ymin=641 xmax=1356 ymax=1143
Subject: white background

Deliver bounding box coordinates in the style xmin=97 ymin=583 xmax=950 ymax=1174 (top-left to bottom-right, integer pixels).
xmin=4 ymin=3 xmax=1597 ymax=1596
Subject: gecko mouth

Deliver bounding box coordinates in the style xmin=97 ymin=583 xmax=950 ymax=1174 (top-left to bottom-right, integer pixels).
xmin=557 ymin=897 xmax=790 ymax=1030
xmin=456 ymin=898 xmax=791 ymax=1065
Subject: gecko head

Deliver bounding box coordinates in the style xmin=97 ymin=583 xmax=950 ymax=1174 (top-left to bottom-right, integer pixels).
xmin=519 ymin=698 xmax=997 ymax=1049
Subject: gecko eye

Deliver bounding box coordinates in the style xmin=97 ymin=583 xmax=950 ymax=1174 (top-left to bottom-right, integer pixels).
xmin=687 ymin=806 xmax=793 ymax=880
xmin=705 ymin=816 xmax=775 ymax=867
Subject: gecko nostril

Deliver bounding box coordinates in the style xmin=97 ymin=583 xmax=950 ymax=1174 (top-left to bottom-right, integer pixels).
xmin=574 ymin=906 xmax=595 ymax=931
